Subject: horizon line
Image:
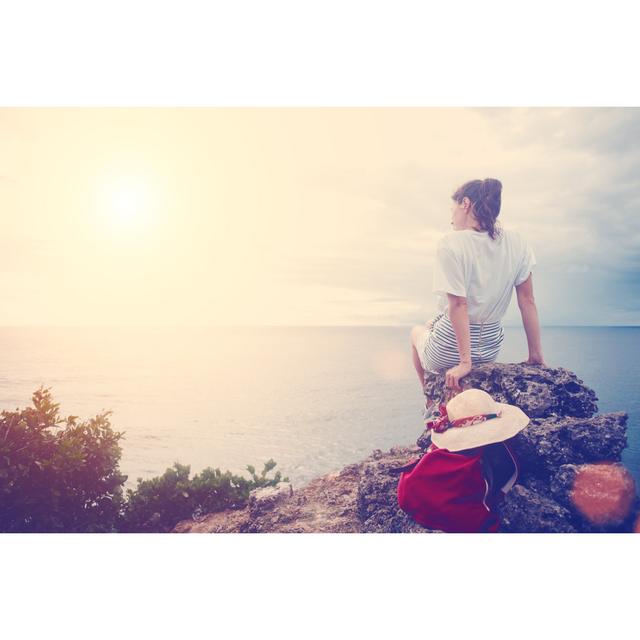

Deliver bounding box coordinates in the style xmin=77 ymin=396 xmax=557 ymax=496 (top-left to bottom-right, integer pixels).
xmin=0 ymin=324 xmax=638 ymax=329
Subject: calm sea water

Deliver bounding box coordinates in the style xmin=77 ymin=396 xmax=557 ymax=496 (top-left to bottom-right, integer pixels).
xmin=0 ymin=326 xmax=638 ymax=489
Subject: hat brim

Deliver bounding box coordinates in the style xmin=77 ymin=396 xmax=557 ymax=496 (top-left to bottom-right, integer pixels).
xmin=430 ymin=403 xmax=529 ymax=452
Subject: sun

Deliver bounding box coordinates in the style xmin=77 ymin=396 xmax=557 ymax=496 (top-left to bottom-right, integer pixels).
xmin=109 ymin=177 xmax=152 ymax=227
xmin=96 ymin=174 xmax=156 ymax=233
xmin=113 ymin=185 xmax=145 ymax=221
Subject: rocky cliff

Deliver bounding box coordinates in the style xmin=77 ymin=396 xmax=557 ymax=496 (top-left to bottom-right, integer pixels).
xmin=173 ymin=363 xmax=639 ymax=533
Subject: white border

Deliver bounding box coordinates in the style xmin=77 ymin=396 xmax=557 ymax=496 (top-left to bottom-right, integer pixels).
xmin=3 ymin=534 xmax=639 ymax=638
xmin=1 ymin=1 xmax=639 ymax=105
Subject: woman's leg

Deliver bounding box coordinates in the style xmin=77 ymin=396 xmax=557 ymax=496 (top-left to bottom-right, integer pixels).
xmin=410 ymin=325 xmax=428 ymax=388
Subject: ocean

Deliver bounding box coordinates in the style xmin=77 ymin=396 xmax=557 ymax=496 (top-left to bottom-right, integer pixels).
xmin=0 ymin=326 xmax=638 ymax=490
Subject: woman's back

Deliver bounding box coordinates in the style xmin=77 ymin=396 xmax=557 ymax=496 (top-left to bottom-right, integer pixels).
xmin=411 ymin=178 xmax=546 ymax=387
xmin=433 ymin=226 xmax=536 ymax=324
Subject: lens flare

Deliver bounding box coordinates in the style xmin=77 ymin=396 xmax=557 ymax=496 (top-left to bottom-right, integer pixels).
xmin=370 ymin=347 xmax=408 ymax=381
xmin=570 ymin=463 xmax=636 ymax=526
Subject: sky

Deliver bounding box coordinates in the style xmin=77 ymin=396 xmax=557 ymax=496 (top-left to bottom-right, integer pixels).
xmin=0 ymin=107 xmax=638 ymax=327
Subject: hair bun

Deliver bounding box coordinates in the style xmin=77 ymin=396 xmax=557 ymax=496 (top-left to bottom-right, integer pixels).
xmin=451 ymin=178 xmax=503 ymax=240
xmin=482 ymin=178 xmax=502 ymax=198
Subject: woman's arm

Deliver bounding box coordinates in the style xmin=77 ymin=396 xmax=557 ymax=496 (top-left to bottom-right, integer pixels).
xmin=445 ymin=293 xmax=472 ymax=388
xmin=515 ymin=274 xmax=546 ymax=365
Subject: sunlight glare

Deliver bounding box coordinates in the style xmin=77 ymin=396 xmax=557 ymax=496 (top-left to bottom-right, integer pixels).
xmin=101 ymin=175 xmax=155 ymax=231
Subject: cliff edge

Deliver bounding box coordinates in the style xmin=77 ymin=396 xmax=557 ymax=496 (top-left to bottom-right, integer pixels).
xmin=174 ymin=363 xmax=639 ymax=533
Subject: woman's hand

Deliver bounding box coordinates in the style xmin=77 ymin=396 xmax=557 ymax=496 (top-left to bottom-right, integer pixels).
xmin=445 ymin=361 xmax=472 ymax=390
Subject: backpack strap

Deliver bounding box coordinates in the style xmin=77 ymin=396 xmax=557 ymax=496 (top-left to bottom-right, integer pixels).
xmin=387 ymin=454 xmax=424 ymax=475
xmin=480 ymin=441 xmax=520 ymax=498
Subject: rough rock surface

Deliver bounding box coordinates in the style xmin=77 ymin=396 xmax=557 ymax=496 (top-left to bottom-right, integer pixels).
xmin=173 ymin=363 xmax=638 ymax=534
xmin=422 ymin=362 xmax=599 ymax=420
xmin=509 ymin=413 xmax=628 ymax=476
xmin=497 ymin=484 xmax=578 ymax=533
xmin=356 ymin=448 xmax=440 ymax=533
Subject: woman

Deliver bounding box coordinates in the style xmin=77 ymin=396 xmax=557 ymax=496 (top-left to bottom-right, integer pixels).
xmin=410 ymin=178 xmax=546 ymax=392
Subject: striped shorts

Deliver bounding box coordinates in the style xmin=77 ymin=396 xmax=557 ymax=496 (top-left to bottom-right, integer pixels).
xmin=417 ymin=312 xmax=504 ymax=373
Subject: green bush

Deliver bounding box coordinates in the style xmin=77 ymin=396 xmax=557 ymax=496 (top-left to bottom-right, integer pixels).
xmin=0 ymin=386 xmax=126 ymax=532
xmin=0 ymin=387 xmax=288 ymax=533
xmin=120 ymin=459 xmax=288 ymax=533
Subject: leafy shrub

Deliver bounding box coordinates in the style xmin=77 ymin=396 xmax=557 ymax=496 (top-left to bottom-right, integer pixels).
xmin=0 ymin=387 xmax=288 ymax=533
xmin=120 ymin=459 xmax=288 ymax=532
xmin=0 ymin=386 xmax=126 ymax=532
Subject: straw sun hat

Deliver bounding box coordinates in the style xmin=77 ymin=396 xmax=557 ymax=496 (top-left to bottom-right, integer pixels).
xmin=427 ymin=388 xmax=530 ymax=452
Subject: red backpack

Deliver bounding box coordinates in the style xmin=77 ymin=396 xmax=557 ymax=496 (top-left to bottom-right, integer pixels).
xmin=396 ymin=441 xmax=518 ymax=533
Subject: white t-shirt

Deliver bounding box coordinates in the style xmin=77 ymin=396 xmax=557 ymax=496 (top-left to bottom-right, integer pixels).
xmin=432 ymin=227 xmax=537 ymax=324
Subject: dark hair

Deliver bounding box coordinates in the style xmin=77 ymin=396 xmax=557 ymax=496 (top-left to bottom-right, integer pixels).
xmin=451 ymin=178 xmax=503 ymax=240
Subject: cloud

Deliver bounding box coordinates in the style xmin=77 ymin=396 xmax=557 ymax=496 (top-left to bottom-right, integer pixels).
xmin=272 ymin=108 xmax=640 ymax=324
xmin=566 ymin=265 xmax=590 ymax=274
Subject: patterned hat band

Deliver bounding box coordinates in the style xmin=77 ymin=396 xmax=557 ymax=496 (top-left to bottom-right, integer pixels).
xmin=426 ymin=403 xmax=502 ymax=434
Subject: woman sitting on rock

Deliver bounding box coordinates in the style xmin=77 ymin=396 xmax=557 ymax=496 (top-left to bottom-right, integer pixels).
xmin=410 ymin=178 xmax=546 ymax=393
